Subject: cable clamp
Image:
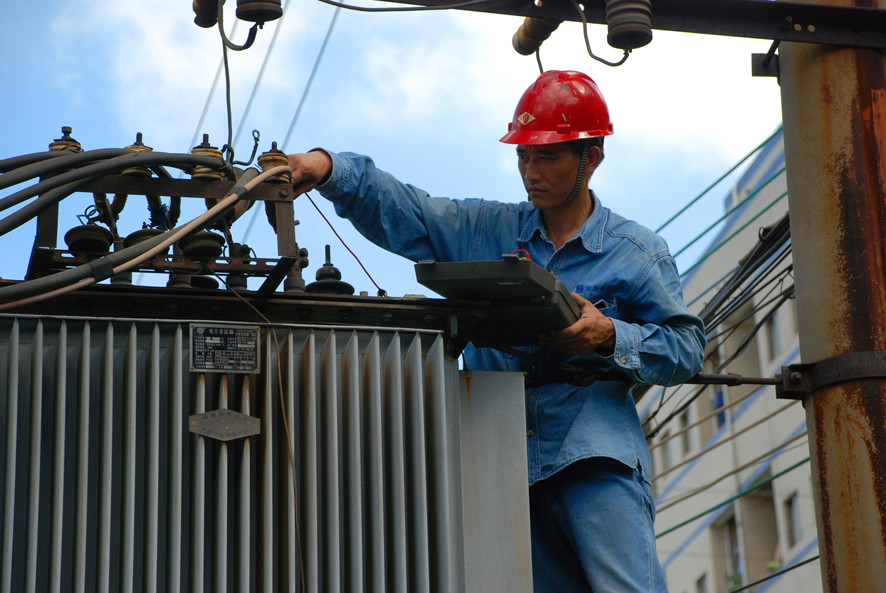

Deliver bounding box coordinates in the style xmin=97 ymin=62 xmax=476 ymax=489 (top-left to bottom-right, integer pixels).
xmin=86 ymin=258 xmax=116 ymax=284
xmin=776 ymin=350 xmax=886 ymax=400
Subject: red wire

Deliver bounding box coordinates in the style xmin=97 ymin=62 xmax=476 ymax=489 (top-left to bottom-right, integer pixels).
xmin=305 ymin=193 xmax=386 ymax=296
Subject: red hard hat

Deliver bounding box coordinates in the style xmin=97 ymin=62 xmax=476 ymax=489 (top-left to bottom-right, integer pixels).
xmin=500 ymin=70 xmax=613 ymax=145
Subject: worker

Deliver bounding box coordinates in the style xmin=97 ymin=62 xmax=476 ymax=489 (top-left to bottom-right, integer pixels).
xmin=287 ymin=70 xmax=705 ymax=592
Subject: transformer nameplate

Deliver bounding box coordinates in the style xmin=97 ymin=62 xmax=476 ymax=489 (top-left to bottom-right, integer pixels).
xmin=190 ymin=323 xmax=260 ymax=373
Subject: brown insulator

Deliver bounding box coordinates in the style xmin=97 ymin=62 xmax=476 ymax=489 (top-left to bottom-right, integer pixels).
xmin=190 ymin=134 xmax=224 ymax=180
xmin=122 ymin=132 xmax=154 ymax=177
xmin=48 ymin=126 xmax=82 ymax=152
xmin=257 ymin=141 xmax=291 ymax=183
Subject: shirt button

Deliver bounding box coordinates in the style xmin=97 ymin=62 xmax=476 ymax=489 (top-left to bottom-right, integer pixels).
xmin=527 ymin=394 xmax=535 ymax=400
xmin=621 ymin=355 xmax=628 ymax=364
xmin=527 ymin=430 xmax=534 ymax=437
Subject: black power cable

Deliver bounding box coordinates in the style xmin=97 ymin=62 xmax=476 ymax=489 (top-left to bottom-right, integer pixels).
xmin=0 ymin=151 xmax=70 ymax=174
xmin=0 ymin=152 xmax=229 ymax=236
xmin=0 ymin=148 xmax=134 ymax=192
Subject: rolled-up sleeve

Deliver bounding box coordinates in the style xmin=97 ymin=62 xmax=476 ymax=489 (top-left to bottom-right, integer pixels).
xmin=315 ymin=151 xmax=487 ymax=263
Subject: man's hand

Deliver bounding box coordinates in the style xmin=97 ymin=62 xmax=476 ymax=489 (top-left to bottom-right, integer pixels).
xmin=287 ymin=150 xmax=333 ymax=196
xmin=537 ymin=292 xmax=616 ymax=356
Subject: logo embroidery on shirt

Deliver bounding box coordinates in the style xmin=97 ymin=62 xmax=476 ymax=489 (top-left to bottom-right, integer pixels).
xmin=517 ymin=112 xmax=536 ymax=125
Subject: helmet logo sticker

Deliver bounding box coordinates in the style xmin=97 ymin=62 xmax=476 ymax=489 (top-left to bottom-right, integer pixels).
xmin=517 ymin=112 xmax=536 ymax=125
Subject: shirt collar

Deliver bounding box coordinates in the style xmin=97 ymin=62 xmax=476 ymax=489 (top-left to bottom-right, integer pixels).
xmin=519 ymin=191 xmax=608 ymax=254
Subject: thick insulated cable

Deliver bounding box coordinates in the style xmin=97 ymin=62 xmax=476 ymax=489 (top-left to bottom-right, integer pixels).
xmin=0 ymin=152 xmax=228 ymax=213
xmin=0 ymin=151 xmax=69 ymax=174
xmin=0 ymin=148 xmax=135 ymax=191
xmin=0 ymin=153 xmax=232 ymax=237
xmin=0 ymin=166 xmax=290 ymax=310
xmin=0 ymin=167 xmax=263 ymax=303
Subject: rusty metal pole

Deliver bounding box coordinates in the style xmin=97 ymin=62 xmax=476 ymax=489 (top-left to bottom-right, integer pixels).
xmin=778 ymin=1 xmax=886 ymax=590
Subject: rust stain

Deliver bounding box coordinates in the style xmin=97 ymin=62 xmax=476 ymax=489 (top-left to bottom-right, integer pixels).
xmin=464 ymin=371 xmax=472 ymax=407
xmin=813 ymin=382 xmax=886 ymax=590
xmin=837 ymin=55 xmax=886 ymax=352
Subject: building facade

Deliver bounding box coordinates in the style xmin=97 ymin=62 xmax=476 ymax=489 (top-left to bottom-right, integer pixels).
xmin=642 ymin=129 xmax=823 ymax=593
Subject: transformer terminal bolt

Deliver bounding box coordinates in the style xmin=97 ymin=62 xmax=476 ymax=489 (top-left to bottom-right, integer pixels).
xmin=257 ymin=141 xmax=291 ymax=183
xmin=49 ymin=126 xmax=82 ymax=152
xmin=122 ymin=132 xmax=154 ymax=177
xmin=190 ymin=134 xmax=224 ymax=180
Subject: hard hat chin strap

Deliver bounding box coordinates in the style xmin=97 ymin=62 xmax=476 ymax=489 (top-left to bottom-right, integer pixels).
xmin=565 ymin=140 xmax=592 ymax=203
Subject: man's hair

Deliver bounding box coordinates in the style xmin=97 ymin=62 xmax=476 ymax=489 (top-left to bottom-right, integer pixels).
xmin=566 ymin=137 xmax=605 ymax=163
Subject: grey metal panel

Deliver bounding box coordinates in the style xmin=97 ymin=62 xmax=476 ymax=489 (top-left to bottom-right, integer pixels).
xmin=0 ymin=315 xmax=529 ymax=593
xmin=458 ymin=371 xmax=534 ymax=593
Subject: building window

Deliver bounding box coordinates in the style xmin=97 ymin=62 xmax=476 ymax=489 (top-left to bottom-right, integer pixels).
xmin=679 ymin=409 xmax=692 ymax=455
xmin=764 ymin=301 xmax=796 ymax=361
xmin=784 ymin=492 xmax=802 ymax=548
xmin=660 ymin=430 xmax=673 ymax=471
xmin=695 ymin=573 xmax=709 ymax=593
xmin=724 ymin=516 xmax=743 ymax=589
xmin=710 ymin=388 xmax=727 ymax=429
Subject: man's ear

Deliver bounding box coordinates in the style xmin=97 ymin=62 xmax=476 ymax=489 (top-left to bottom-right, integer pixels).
xmin=587 ymin=145 xmax=603 ymax=169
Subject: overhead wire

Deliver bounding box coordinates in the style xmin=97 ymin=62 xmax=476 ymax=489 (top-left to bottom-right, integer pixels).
xmin=703 ymin=247 xmax=792 ymax=333
xmin=652 ymin=400 xmax=800 ymax=482
xmin=648 ymin=388 xmax=759 ymax=451
xmin=233 ymin=0 xmax=304 ymax=147
xmin=305 ymin=192 xmax=387 ymax=295
xmin=685 ymin=264 xmax=739 ymax=309
xmin=727 ymin=555 xmax=820 ymax=593
xmin=704 ymin=275 xmax=793 ymax=350
xmin=655 ymin=432 xmax=809 ymax=513
xmin=242 ymin=3 xmax=341 ymax=246
xmin=672 ymin=166 xmax=785 ymax=261
xmin=655 ymin=454 xmax=810 ymax=538
xmin=681 ymin=190 xmax=788 ymax=277
xmin=190 ymin=19 xmax=239 ymax=151
xmin=281 ymin=6 xmax=341 ymax=150
xmin=564 ymin=0 xmax=630 ymax=67
xmin=645 ymin=288 xmax=793 ymax=440
xmin=642 ymin=212 xmax=792 ymax=433
xmin=656 ymin=126 xmax=783 ymax=233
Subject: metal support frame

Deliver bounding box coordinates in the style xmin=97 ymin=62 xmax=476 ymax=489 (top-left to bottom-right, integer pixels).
xmin=776 ymin=351 xmax=886 ymax=400
xmin=386 ymin=0 xmax=886 ymax=50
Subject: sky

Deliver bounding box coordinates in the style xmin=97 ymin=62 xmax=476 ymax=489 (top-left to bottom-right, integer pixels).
xmin=0 ymin=0 xmax=783 ymax=298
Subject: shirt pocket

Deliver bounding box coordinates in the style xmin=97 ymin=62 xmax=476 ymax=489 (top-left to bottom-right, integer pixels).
xmin=591 ymin=296 xmax=625 ymax=322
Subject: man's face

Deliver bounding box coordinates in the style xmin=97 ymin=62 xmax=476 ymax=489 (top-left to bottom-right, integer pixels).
xmin=516 ymin=143 xmax=581 ymax=210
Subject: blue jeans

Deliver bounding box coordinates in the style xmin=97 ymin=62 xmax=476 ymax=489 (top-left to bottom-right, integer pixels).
xmin=529 ymin=457 xmax=669 ymax=593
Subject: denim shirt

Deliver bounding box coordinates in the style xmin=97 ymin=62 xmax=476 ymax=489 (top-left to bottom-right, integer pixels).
xmin=315 ymin=151 xmax=706 ymax=485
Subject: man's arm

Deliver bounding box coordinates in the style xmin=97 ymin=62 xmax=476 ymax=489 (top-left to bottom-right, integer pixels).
xmin=285 ymin=150 xmax=505 ymax=264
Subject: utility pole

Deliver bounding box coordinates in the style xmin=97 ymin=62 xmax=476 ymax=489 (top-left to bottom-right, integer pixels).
xmin=778 ymin=0 xmax=886 ymax=590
